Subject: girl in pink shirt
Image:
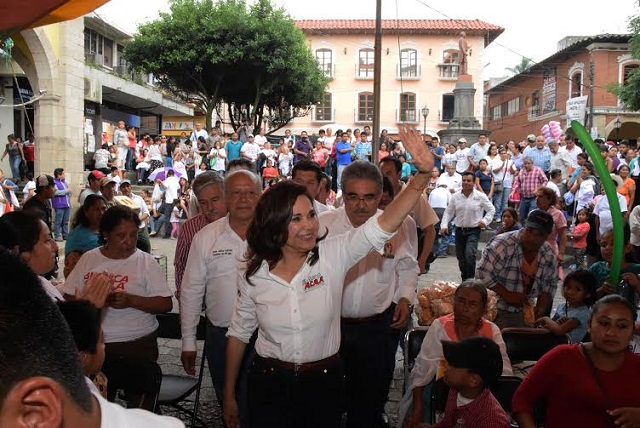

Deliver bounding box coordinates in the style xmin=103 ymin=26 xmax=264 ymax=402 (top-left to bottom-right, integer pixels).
xmin=569 ymin=208 xmax=590 ymax=268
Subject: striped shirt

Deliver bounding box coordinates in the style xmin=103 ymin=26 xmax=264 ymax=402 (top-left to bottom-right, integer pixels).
xmin=476 ymin=229 xmax=558 ymax=313
xmin=174 ymin=213 xmax=210 ymax=299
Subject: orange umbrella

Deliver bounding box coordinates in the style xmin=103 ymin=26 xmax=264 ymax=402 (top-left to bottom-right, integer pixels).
xmin=0 ymin=0 xmax=110 ymax=33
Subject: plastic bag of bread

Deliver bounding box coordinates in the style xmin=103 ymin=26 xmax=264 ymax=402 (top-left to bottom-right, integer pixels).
xmin=416 ymin=281 xmax=458 ymax=326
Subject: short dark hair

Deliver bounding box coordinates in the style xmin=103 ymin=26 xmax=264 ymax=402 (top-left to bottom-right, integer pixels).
xmin=292 ymin=160 xmax=323 ymax=183
xmin=54 ymin=168 xmax=64 ymax=178
xmin=0 ymin=248 xmax=92 ymax=411
xmin=379 ymin=156 xmax=402 ymax=174
xmin=167 ymin=169 xmax=175 ymax=177
xmin=563 ymin=269 xmax=598 ymax=307
xmin=99 ymin=205 xmax=141 ymax=240
xmin=227 ymin=158 xmax=255 ymax=171
xmin=72 ymin=194 xmax=107 ymax=228
xmin=461 ymin=171 xmax=475 ymax=180
xmin=590 ymin=294 xmax=637 ymax=324
xmin=57 ymin=300 xmax=102 ymax=354
xmin=550 ymin=169 xmax=562 ymax=180
xmin=382 ymin=176 xmax=395 ymax=199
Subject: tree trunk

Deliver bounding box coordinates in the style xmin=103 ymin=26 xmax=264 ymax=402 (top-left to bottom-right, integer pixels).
xmin=228 ymin=103 xmax=238 ymax=131
xmin=252 ymin=74 xmax=262 ymax=132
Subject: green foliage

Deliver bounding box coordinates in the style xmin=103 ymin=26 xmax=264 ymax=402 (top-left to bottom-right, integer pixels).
xmin=611 ymin=15 xmax=640 ymax=110
xmin=505 ymin=57 xmax=533 ymax=76
xmin=124 ymin=0 xmax=327 ymax=130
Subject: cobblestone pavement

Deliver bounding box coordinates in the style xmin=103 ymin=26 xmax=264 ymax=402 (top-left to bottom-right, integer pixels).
xmin=61 ymin=235 xmax=563 ymax=428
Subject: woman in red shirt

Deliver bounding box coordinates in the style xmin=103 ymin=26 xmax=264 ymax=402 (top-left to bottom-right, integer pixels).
xmin=312 ymin=141 xmax=328 ymax=168
xmin=513 ymin=295 xmax=640 ymax=428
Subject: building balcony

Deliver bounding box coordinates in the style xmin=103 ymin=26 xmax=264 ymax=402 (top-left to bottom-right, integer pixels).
xmin=355 ymin=65 xmax=374 ymax=80
xmin=396 ymin=64 xmax=421 ymax=80
xmin=437 ymin=63 xmax=459 ymax=80
xmin=396 ymin=109 xmax=420 ymax=124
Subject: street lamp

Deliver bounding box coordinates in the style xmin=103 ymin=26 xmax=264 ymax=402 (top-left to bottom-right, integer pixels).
xmin=421 ymin=105 xmax=430 ymax=137
xmin=614 ymin=116 xmax=622 ymax=141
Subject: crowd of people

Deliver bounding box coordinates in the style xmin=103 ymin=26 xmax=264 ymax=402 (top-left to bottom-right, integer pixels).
xmin=5 ymin=121 xmax=640 ymax=428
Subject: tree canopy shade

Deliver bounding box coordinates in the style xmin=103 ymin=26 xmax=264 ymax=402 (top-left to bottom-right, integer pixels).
xmin=124 ymin=0 xmax=327 ymax=131
xmin=611 ymin=16 xmax=640 ymax=110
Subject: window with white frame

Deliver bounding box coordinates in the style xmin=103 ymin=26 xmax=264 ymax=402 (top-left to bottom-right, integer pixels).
xmin=492 ymin=105 xmax=502 ymax=120
xmin=570 ymin=71 xmax=583 ymax=98
xmin=358 ymin=92 xmax=374 ymax=121
xmin=316 ymin=49 xmax=333 ymax=78
xmin=315 ymin=93 xmax=332 ymax=121
xmin=443 ymin=49 xmax=459 ymax=64
xmin=400 ymin=49 xmax=418 ymax=77
xmin=399 ymin=93 xmax=417 ymax=122
xmin=623 ymin=63 xmax=640 ymax=85
xmin=507 ymin=97 xmax=520 ymax=116
xmin=358 ymin=49 xmax=375 ymax=78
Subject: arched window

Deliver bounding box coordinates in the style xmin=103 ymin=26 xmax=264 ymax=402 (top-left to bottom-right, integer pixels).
xmin=399 ymin=49 xmax=418 ymax=77
xmin=358 ymin=49 xmax=375 ymax=78
xmin=315 ymin=49 xmax=333 ymax=78
xmin=358 ymin=92 xmax=374 ymax=121
xmin=570 ymin=71 xmax=583 ymax=98
xmin=399 ymin=93 xmax=417 ymax=122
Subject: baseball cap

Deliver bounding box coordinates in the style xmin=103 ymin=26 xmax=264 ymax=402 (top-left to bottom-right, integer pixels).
xmin=458 ymin=138 xmax=467 ymax=144
xmin=248 ymin=134 xmax=254 ymax=138
xmin=441 ymin=337 xmax=503 ymax=386
xmin=120 ymin=179 xmax=132 ymax=186
xmin=100 ymin=176 xmax=118 ymax=188
xmin=527 ymin=134 xmax=536 ymax=142
xmin=35 ymin=174 xmax=54 ymax=189
xmin=89 ymin=170 xmax=106 ymax=181
xmin=525 ymin=209 xmax=554 ymax=235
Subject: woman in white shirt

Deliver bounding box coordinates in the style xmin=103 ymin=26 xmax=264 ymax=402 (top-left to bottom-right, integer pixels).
xmin=63 ymin=206 xmax=173 ymax=409
xmin=210 ymin=140 xmax=227 ymax=174
xmin=223 ymin=126 xmax=435 ymax=428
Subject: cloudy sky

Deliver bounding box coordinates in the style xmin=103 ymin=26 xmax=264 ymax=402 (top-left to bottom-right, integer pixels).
xmin=95 ymin=0 xmax=639 ymax=78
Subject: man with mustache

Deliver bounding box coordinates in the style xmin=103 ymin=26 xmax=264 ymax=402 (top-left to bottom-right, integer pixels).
xmin=319 ymin=161 xmax=420 ymax=428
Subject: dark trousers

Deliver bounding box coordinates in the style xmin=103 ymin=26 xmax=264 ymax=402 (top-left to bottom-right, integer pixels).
xmin=205 ymin=322 xmax=255 ymax=427
xmin=137 ymin=227 xmax=150 ymax=253
xmin=455 ymin=227 xmax=481 ymax=280
xmin=341 ymin=305 xmax=395 ymax=428
xmin=519 ymin=196 xmax=536 ymax=224
xmin=125 ymin=147 xmax=136 ymax=171
xmin=163 ymin=201 xmax=175 ymax=238
xmin=247 ymin=355 xmax=344 ymax=428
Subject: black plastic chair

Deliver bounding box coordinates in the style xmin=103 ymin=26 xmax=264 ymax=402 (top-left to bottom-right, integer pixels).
xmin=501 ymin=328 xmax=570 ymax=373
xmin=156 ymin=313 xmax=208 ymax=428
xmin=402 ymin=326 xmax=429 ymax=394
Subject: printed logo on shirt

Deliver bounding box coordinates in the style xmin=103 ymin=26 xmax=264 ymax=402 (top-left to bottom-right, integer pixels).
xmin=302 ymin=273 xmax=325 ymax=293
xmin=382 ymin=241 xmax=395 ymax=259
xmin=84 ymin=271 xmax=129 ymax=292
xmin=210 ymin=249 xmax=233 ymax=257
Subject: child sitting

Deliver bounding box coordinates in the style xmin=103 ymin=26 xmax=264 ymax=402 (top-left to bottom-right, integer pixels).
xmin=535 ymin=269 xmax=597 ymax=343
xmin=419 ymin=337 xmax=510 ymax=428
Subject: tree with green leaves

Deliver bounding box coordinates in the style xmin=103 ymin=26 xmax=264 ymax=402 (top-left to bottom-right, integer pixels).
xmin=124 ymin=0 xmax=327 ymax=131
xmin=611 ymin=16 xmax=640 ymax=110
xmin=505 ymin=57 xmax=534 ymax=76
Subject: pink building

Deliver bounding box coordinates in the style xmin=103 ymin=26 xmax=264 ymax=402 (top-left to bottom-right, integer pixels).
xmin=289 ymin=19 xmax=504 ymax=137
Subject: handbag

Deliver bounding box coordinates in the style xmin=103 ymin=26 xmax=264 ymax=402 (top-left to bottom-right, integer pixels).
xmin=494 ymin=160 xmax=508 ymax=193
xmin=508 ymin=189 xmax=521 ymax=204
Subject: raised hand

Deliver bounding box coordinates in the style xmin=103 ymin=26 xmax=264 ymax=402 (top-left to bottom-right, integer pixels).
xmin=397 ymin=126 xmax=434 ymax=173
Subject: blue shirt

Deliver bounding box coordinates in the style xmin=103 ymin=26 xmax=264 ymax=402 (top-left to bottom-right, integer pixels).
xmin=354 ymin=141 xmax=372 ymax=161
xmin=336 ymin=141 xmax=353 ymax=166
xmin=430 ymin=145 xmax=445 ymax=170
xmin=225 ymin=140 xmax=242 ymax=161
xmin=65 ymin=225 xmax=100 ymax=256
xmin=523 ymin=146 xmax=552 ymax=172
xmin=401 ymin=163 xmax=412 ymax=179
xmin=552 ymin=302 xmax=590 ymax=343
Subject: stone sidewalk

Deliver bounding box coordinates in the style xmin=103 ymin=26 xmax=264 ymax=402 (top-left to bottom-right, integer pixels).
xmin=64 ymin=235 xmax=562 ymax=427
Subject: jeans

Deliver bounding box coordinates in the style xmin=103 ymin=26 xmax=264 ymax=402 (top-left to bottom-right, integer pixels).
xmin=248 ymin=355 xmax=344 ymax=428
xmin=205 ymin=322 xmax=255 ymax=426
xmin=151 ymin=214 xmax=166 ymax=234
xmin=455 ymin=228 xmax=481 ymax=280
xmin=519 ymin=196 xmax=537 ymax=223
xmin=54 ymin=207 xmax=70 ymax=239
xmin=337 ymin=164 xmax=348 ymax=191
xmin=341 ymin=305 xmax=395 ymax=428
xmin=492 ymin=189 xmax=504 ymax=221
xmin=163 ymin=202 xmax=175 ymax=238
xmin=9 ymin=155 xmax=21 ymax=181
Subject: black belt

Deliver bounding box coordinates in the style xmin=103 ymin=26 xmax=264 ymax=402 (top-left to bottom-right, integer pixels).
xmin=458 ymin=227 xmax=480 ymax=232
xmin=522 ymin=195 xmax=535 ymax=199
xmin=257 ymin=353 xmax=340 ymax=372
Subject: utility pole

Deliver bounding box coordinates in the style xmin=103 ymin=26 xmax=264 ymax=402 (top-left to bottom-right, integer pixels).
xmin=371 ymin=0 xmax=382 ymax=165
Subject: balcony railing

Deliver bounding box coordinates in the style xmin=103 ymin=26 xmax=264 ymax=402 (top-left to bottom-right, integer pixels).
xmin=437 ymin=63 xmax=459 ymax=80
xmin=396 ymin=64 xmax=421 ymax=80
xmin=355 ymin=65 xmax=375 ymax=80
xmin=312 ymin=108 xmax=335 ymax=123
xmin=396 ymin=109 xmax=420 ymax=123
xmin=528 ymin=106 xmax=540 ymax=121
